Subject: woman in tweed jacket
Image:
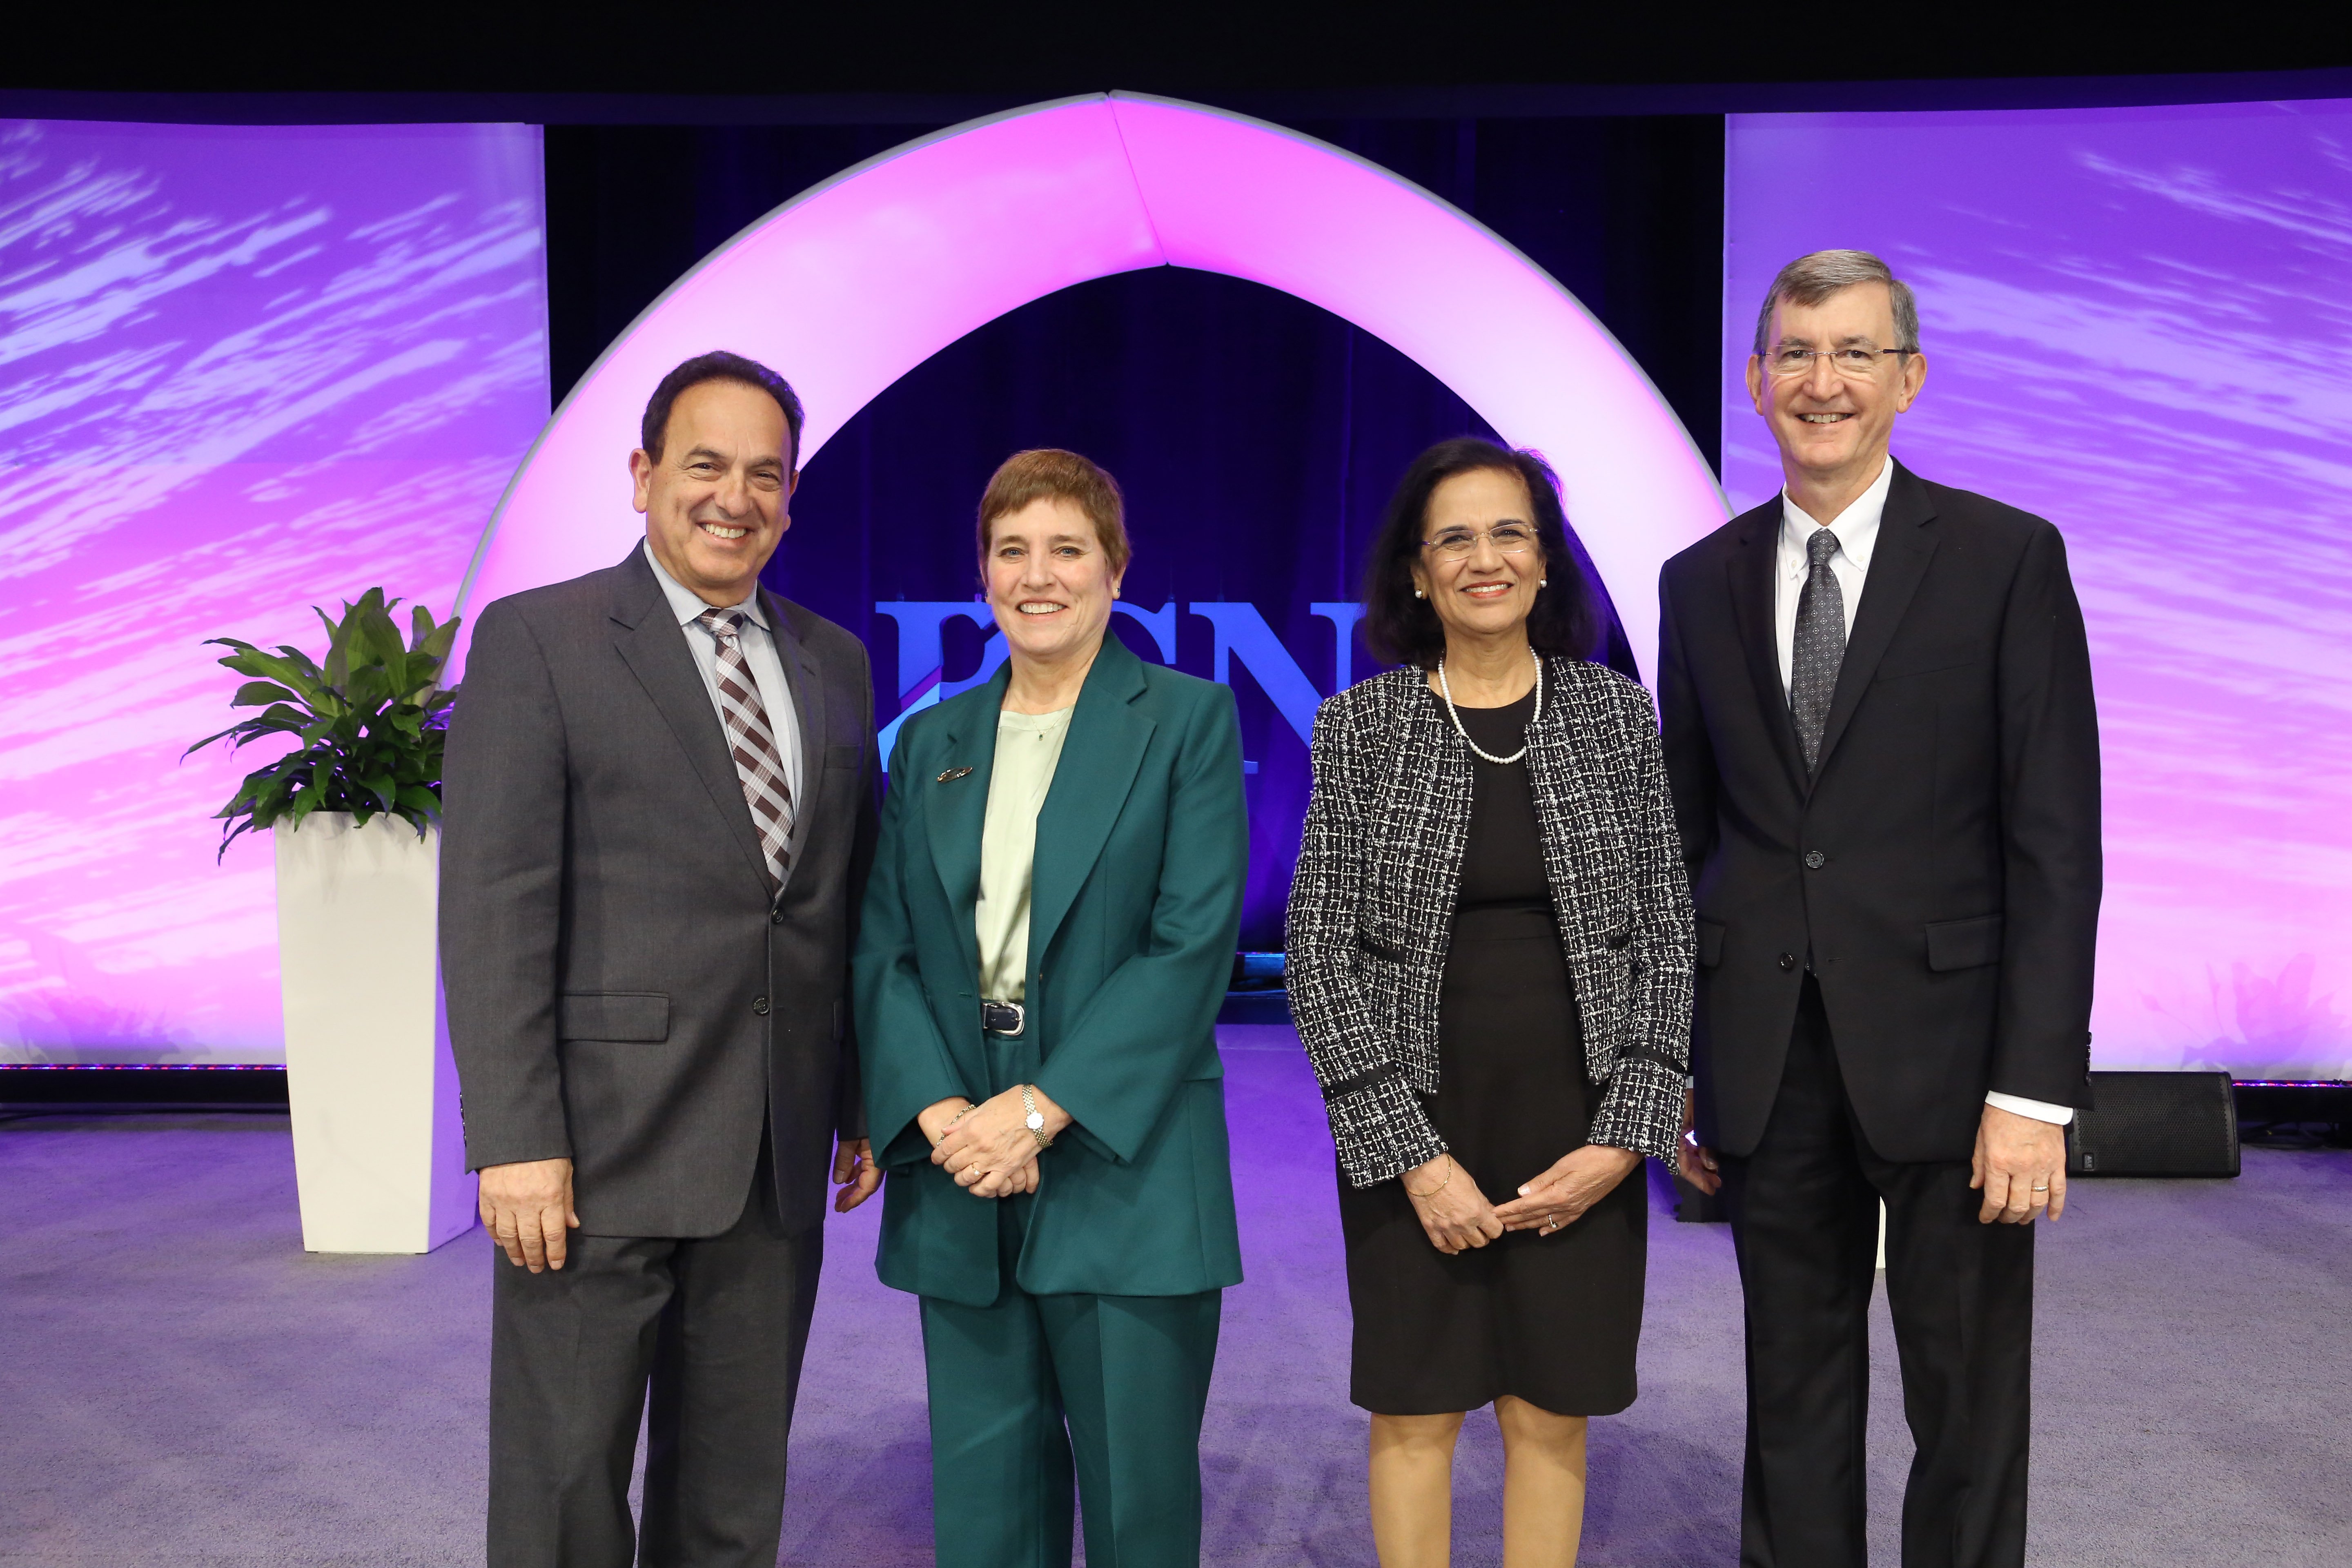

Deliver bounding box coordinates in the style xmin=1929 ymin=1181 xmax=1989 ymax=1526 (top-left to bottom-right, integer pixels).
xmin=1286 ymin=438 xmax=1693 ymax=1568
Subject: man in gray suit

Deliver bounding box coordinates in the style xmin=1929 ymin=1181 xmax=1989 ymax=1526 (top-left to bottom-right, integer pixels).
xmin=442 ymin=350 xmax=882 ymax=1567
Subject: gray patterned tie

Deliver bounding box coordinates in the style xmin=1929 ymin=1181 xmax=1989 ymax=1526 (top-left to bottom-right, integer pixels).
xmin=699 ymin=608 xmax=795 ymax=890
xmin=1790 ymin=527 xmax=1845 ymax=773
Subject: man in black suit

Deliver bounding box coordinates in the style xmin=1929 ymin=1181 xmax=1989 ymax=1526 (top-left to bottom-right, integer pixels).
xmin=442 ymin=352 xmax=882 ymax=1567
xmin=1660 ymin=251 xmax=2100 ymax=1568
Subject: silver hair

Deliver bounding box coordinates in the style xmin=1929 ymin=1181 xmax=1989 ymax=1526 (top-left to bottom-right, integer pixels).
xmin=1751 ymin=249 xmax=1922 ymax=355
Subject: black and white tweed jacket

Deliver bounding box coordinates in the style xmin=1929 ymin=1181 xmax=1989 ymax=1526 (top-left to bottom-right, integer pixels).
xmin=1285 ymin=658 xmax=1696 ymax=1186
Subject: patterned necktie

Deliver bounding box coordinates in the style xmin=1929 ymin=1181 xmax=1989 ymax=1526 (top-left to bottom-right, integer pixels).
xmin=1789 ymin=527 xmax=1846 ymax=773
xmin=699 ymin=608 xmax=795 ymax=890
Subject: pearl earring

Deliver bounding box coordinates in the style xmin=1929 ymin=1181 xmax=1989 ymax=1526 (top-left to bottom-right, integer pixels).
xmin=1414 ymin=588 xmax=1426 ymax=599
xmin=1539 ymin=578 xmax=1548 ymax=588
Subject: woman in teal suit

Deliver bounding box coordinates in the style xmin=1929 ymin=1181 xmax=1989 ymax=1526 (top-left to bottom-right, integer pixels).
xmin=855 ymin=448 xmax=1247 ymax=1568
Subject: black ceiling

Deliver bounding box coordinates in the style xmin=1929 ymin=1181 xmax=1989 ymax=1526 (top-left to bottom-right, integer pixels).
xmin=6 ymin=4 xmax=2348 ymax=110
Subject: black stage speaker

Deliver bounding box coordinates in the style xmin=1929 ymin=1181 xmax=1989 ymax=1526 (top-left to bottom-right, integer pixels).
xmin=2067 ymin=1071 xmax=2239 ymax=1177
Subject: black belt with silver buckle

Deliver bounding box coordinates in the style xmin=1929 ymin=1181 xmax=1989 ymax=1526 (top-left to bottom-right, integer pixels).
xmin=980 ymin=1000 xmax=1025 ymax=1037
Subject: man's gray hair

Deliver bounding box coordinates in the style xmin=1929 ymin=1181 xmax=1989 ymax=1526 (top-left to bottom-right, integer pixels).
xmin=1751 ymin=249 xmax=1922 ymax=355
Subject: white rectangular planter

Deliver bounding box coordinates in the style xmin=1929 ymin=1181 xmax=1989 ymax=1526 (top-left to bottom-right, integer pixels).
xmin=275 ymin=813 xmax=476 ymax=1253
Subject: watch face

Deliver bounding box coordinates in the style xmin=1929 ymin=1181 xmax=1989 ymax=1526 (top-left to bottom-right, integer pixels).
xmin=1025 ymin=1111 xmax=1045 ymax=1131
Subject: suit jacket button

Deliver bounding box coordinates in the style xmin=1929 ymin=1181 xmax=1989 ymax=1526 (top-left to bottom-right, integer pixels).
xmin=752 ymin=996 xmax=770 ymax=1016
xmin=1777 ymin=953 xmax=1798 ymax=971
xmin=1804 ymin=850 xmax=1826 ymax=869
xmin=771 ymin=910 xmax=785 ymax=925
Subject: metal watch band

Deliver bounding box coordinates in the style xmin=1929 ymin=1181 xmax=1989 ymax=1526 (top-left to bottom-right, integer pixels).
xmin=1020 ymin=1083 xmax=1054 ymax=1150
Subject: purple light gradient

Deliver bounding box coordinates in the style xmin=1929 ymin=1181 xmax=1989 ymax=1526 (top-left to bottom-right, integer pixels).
xmin=0 ymin=98 xmax=1723 ymax=1065
xmin=1724 ymin=101 xmax=2352 ymax=1077
xmin=0 ymin=120 xmax=547 ymax=1064
xmin=459 ymin=93 xmax=1725 ymax=681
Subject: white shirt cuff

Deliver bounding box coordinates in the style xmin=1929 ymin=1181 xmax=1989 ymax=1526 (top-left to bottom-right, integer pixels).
xmin=1985 ymin=1091 xmax=2075 ymax=1126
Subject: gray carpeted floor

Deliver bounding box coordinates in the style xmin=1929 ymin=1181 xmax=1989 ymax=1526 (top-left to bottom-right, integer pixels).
xmin=4 ymin=1028 xmax=2346 ymax=1565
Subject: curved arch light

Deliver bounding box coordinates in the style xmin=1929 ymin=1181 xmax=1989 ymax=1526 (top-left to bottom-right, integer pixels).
xmin=458 ymin=92 xmax=1727 ymax=679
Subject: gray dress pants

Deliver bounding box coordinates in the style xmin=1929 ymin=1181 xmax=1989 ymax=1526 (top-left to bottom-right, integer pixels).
xmin=487 ymin=1126 xmax=823 ymax=1568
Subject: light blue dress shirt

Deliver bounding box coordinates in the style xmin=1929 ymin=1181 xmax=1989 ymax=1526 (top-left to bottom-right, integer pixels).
xmin=641 ymin=539 xmax=804 ymax=821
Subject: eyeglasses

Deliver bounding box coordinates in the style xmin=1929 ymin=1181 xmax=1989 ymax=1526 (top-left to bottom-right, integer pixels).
xmin=1421 ymin=522 xmax=1537 ymax=561
xmin=1765 ymin=346 xmax=1910 ymax=378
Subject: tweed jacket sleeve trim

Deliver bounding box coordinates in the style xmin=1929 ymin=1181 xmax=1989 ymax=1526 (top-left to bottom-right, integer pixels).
xmin=1321 ymin=1059 xmax=1403 ymax=1098
xmin=1286 ymin=676 xmax=1449 ymax=1188
xmin=1327 ymin=1074 xmax=1448 ymax=1187
xmin=1569 ymin=671 xmax=1696 ymax=1163
xmin=1587 ymin=1057 xmax=1685 ymax=1163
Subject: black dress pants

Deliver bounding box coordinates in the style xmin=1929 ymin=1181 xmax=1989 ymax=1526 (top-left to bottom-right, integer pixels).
xmin=487 ymin=1127 xmax=823 ymax=1568
xmin=1717 ymin=978 xmax=2034 ymax=1568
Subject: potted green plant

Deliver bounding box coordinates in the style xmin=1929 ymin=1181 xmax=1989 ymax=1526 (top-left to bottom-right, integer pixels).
xmin=188 ymin=587 xmax=457 ymax=853
xmin=189 ymin=589 xmax=476 ymax=1255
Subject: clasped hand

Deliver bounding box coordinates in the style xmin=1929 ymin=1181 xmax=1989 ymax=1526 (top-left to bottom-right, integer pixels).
xmin=920 ymin=1086 xmax=1072 ymax=1199
xmin=1493 ymin=1145 xmax=1641 ymax=1233
xmin=1401 ymin=1143 xmax=1639 ymax=1255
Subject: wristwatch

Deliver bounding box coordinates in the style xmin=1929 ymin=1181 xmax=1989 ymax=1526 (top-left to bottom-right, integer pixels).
xmin=1021 ymin=1084 xmax=1055 ymax=1150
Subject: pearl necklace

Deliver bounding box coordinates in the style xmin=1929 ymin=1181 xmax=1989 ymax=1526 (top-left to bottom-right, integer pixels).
xmin=1436 ymin=653 xmax=1543 ymax=765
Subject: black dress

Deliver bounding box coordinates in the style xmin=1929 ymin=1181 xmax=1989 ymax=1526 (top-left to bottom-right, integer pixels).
xmin=1337 ymin=687 xmax=1648 ymax=1417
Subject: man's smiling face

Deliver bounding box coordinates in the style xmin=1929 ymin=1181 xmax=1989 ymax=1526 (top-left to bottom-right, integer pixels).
xmin=630 ymin=378 xmax=796 ymax=606
xmin=1747 ymin=280 xmax=1927 ymax=496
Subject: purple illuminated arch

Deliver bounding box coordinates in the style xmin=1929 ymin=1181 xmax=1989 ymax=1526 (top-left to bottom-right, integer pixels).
xmin=457 ymin=93 xmax=1727 ymax=677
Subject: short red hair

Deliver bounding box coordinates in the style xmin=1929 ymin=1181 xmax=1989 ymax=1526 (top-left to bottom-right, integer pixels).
xmin=976 ymin=448 xmax=1131 ymax=574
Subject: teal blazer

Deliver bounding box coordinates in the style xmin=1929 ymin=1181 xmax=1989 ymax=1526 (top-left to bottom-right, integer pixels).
xmin=854 ymin=635 xmax=1248 ymax=1307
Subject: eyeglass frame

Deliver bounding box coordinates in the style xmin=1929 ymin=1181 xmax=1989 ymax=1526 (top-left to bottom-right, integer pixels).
xmin=1762 ymin=344 xmax=1913 ymax=379
xmin=1419 ymin=522 xmax=1540 ymax=561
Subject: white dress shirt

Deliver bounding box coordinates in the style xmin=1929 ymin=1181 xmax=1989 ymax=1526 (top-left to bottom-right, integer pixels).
xmin=643 ymin=540 xmax=804 ymax=823
xmin=1774 ymin=456 xmax=1890 ymax=694
xmin=1773 ymin=461 xmax=2073 ymax=1129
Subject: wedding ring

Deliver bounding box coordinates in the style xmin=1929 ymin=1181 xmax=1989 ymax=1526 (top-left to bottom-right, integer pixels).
xmin=2031 ymin=1183 xmax=2050 ymax=1192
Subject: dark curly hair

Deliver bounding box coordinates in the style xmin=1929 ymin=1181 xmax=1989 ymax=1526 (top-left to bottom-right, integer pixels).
xmin=1360 ymin=438 xmax=1599 ymax=670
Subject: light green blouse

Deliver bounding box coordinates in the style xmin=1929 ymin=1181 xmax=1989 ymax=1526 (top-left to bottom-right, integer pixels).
xmin=975 ymin=705 xmax=1074 ymax=1003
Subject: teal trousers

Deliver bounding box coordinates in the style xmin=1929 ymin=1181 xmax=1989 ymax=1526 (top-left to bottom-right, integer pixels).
xmin=920 ymin=1200 xmax=1221 ymax=1568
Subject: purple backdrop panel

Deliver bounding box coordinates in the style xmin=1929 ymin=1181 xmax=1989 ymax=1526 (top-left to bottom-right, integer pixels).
xmin=0 ymin=120 xmax=546 ymax=1063
xmin=1724 ymin=101 xmax=2352 ymax=1078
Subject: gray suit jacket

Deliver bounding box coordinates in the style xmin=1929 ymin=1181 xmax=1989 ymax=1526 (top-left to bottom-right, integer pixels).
xmin=441 ymin=546 xmax=880 ymax=1238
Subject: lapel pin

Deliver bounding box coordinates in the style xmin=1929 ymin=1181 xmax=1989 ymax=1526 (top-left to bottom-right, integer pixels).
xmin=937 ymin=766 xmax=975 ymax=783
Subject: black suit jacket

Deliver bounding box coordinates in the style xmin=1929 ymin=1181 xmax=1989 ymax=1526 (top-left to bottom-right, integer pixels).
xmin=1657 ymin=461 xmax=2100 ymax=1163
xmin=441 ymin=546 xmax=880 ymax=1238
